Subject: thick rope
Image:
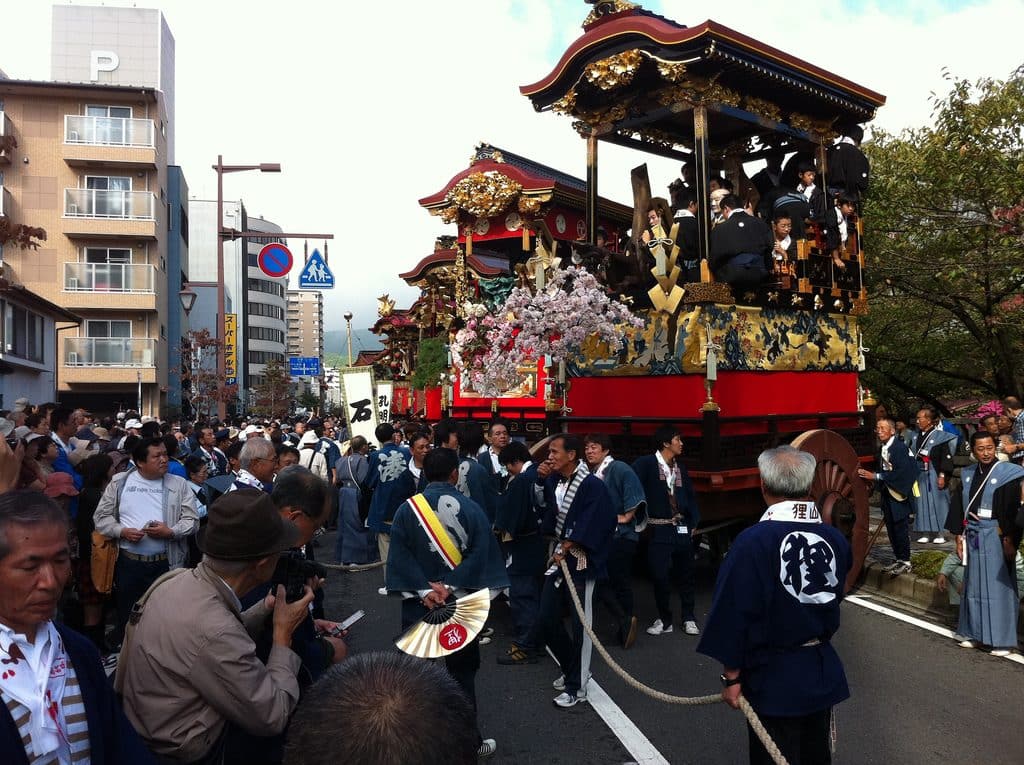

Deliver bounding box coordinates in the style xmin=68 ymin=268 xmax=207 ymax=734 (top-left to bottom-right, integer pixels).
xmin=320 ymin=560 xmax=384 ymax=572
xmin=557 ymin=558 xmax=788 ymax=765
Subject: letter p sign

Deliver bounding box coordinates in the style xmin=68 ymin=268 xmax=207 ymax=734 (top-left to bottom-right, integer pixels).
xmin=90 ymin=50 xmax=120 ymax=81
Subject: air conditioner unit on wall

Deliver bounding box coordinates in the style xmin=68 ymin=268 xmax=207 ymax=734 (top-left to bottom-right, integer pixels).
xmin=67 ymin=352 xmax=79 ymax=365
xmin=67 ymin=277 xmax=79 ymax=290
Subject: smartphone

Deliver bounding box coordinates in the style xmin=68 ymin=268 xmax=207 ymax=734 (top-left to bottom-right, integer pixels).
xmin=322 ymin=609 xmax=365 ymax=638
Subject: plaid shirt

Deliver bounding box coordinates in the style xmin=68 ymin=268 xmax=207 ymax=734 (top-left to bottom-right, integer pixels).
xmin=1012 ymin=410 xmax=1024 ymax=463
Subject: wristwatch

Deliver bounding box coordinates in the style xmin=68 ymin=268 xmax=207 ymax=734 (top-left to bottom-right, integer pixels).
xmin=720 ymin=673 xmax=741 ymax=688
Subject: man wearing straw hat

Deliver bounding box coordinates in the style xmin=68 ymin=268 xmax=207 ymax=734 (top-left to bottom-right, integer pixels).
xmin=698 ymin=445 xmax=850 ymax=765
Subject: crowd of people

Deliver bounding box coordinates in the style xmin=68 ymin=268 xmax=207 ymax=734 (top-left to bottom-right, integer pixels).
xmin=860 ymin=397 xmax=1024 ymax=658
xmin=0 ymin=393 xmax=1020 ymax=764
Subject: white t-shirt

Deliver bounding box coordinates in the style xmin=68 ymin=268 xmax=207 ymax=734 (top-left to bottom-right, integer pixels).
xmin=118 ymin=472 xmax=167 ymax=554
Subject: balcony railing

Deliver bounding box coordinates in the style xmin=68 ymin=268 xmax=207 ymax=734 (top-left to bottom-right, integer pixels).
xmin=64 ymin=262 xmax=155 ymax=293
xmin=64 ymin=115 xmax=155 ymax=148
xmin=64 ymin=188 xmax=155 ymax=220
xmin=65 ymin=337 xmax=156 ymax=367
xmin=0 ymin=186 xmax=9 ymax=218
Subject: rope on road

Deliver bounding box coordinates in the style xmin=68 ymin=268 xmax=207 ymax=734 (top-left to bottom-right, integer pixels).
xmin=320 ymin=561 xmax=384 ymax=572
xmin=557 ymin=558 xmax=788 ymax=765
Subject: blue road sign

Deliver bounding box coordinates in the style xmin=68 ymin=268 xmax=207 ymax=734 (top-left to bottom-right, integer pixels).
xmin=298 ymin=248 xmax=334 ymax=289
xmin=257 ymin=243 xmax=293 ymax=279
xmin=289 ymin=357 xmax=321 ymax=377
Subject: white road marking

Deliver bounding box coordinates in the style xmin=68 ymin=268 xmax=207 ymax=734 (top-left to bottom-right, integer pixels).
xmin=847 ymin=594 xmax=1024 ymax=665
xmin=586 ymin=679 xmax=671 ymax=765
xmin=546 ymin=647 xmax=669 ymax=764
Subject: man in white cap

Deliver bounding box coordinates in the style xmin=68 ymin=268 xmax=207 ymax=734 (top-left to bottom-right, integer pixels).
xmin=12 ymin=397 xmax=30 ymax=414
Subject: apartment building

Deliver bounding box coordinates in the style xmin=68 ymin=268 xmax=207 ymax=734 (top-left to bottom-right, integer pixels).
xmin=0 ymin=5 xmax=180 ymax=415
xmin=0 ymin=78 xmax=172 ymax=415
xmin=287 ymin=289 xmax=324 ymax=360
xmin=246 ymin=217 xmax=289 ymax=389
xmin=287 ymin=288 xmax=324 ymax=402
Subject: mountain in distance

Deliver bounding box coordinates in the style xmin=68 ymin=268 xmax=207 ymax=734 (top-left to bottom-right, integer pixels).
xmin=324 ymin=329 xmax=383 ymax=357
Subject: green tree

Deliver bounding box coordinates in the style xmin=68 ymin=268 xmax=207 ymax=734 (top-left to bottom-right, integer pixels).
xmin=862 ymin=66 xmax=1024 ymax=411
xmin=410 ymin=337 xmax=448 ymax=390
xmin=252 ymin=358 xmax=293 ymax=419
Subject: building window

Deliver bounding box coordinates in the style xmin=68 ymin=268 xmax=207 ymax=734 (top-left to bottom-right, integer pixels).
xmin=86 ymin=319 xmax=131 ymax=338
xmin=3 ymin=303 xmax=44 ymax=362
xmin=247 ymin=302 xmax=284 ymax=320
xmin=247 ymin=350 xmax=285 ymax=365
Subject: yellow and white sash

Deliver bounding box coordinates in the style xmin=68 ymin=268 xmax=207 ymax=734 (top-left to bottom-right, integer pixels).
xmin=407 ymin=493 xmax=463 ymax=570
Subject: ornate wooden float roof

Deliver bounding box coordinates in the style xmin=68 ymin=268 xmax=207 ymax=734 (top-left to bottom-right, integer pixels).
xmin=399 ymin=249 xmax=507 ymax=285
xmin=418 ymin=143 xmax=633 ymax=224
xmin=520 ymin=3 xmax=885 ymax=154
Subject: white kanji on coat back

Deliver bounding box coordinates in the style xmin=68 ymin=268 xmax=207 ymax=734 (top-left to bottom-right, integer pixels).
xmin=377 ymin=451 xmax=407 ymax=483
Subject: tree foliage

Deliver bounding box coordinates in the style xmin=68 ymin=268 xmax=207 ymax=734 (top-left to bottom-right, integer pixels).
xmin=180 ymin=329 xmax=237 ymax=421
xmin=410 ymin=337 xmax=448 ymax=390
xmin=861 ymin=66 xmax=1024 ymax=411
xmin=252 ymin=358 xmax=293 ymax=419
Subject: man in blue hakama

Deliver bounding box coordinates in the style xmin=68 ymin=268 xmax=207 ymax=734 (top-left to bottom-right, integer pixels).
xmin=945 ymin=431 xmax=1024 ymax=655
xmin=910 ymin=406 xmax=957 ymax=543
xmin=698 ymin=445 xmax=850 ymax=765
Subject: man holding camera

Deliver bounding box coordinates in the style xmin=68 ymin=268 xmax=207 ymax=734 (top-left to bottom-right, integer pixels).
xmin=224 ymin=466 xmax=347 ymax=763
xmin=116 ymin=488 xmax=315 ymax=764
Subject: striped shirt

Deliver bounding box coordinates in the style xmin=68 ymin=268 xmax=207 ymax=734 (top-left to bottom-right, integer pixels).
xmin=1 ymin=651 xmax=91 ymax=764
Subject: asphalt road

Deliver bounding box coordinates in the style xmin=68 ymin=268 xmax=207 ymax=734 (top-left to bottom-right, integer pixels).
xmin=315 ymin=532 xmax=1024 ymax=764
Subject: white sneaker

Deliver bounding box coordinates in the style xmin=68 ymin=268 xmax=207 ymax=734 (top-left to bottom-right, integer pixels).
xmin=683 ymin=620 xmax=700 ymax=635
xmin=959 ymin=639 xmax=979 ymax=648
xmin=477 ymin=738 xmax=497 ymax=757
xmin=553 ymin=691 xmax=586 ymax=708
xmin=377 ymin=587 xmax=388 ymax=596
xmin=553 ymin=673 xmax=590 ymax=691
xmin=646 ymin=619 xmax=673 ymax=636
xmin=916 ymin=536 xmax=931 ymax=543
xmin=888 ymin=561 xmax=913 ymax=577
xmin=932 ymin=536 xmax=946 ymax=544
xmin=990 ymin=649 xmax=1011 ymax=657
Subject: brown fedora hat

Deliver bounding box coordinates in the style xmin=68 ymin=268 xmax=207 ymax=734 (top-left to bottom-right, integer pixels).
xmin=197 ymin=488 xmax=300 ymax=560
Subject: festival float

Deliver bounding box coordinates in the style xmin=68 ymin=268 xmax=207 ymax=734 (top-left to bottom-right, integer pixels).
xmin=385 ymin=2 xmax=887 ymax=585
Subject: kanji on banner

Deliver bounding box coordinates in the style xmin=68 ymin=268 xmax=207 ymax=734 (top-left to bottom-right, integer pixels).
xmin=341 ymin=369 xmax=379 ymax=446
xmin=376 ymin=381 xmax=393 ymax=423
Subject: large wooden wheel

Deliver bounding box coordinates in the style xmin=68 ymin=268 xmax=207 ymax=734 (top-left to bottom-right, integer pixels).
xmin=791 ymin=429 xmax=870 ymax=591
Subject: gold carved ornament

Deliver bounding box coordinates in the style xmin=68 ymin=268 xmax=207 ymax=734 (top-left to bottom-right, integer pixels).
xmin=787 ymin=113 xmax=838 ymax=138
xmin=583 ymin=0 xmax=639 ymax=27
xmin=743 ymin=95 xmax=782 ymax=123
xmin=583 ymin=50 xmax=644 ymax=91
xmin=444 ymin=171 xmax=523 ymax=220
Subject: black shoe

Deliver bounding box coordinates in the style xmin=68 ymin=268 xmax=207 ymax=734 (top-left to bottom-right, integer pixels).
xmin=497 ymin=644 xmax=537 ymax=665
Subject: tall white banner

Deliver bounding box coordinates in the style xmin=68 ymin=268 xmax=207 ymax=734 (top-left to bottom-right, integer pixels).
xmin=375 ymin=381 xmax=393 ymax=424
xmin=341 ymin=369 xmax=379 ymax=446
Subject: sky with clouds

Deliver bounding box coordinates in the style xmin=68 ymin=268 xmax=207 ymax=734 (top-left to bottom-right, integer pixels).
xmin=4 ymin=0 xmax=1023 ymax=350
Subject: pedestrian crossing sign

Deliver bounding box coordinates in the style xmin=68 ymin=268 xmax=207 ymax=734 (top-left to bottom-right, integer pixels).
xmin=298 ymin=248 xmax=335 ymax=289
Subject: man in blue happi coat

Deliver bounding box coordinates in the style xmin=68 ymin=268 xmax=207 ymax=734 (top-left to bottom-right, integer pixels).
xmin=366 ymin=422 xmax=411 ymax=591
xmin=945 ymin=431 xmax=1024 ymax=656
xmin=385 ymin=447 xmax=508 ymax=758
xmin=536 ymin=434 xmax=617 ymax=708
xmin=584 ymin=433 xmax=647 ymax=649
xmin=698 ymin=445 xmax=850 ymax=765
xmin=632 ymin=425 xmax=701 ymax=636
xmin=494 ymin=441 xmax=548 ymax=665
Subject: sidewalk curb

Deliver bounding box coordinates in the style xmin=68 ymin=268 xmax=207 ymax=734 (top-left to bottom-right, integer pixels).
xmin=854 ymin=562 xmax=1024 ymax=636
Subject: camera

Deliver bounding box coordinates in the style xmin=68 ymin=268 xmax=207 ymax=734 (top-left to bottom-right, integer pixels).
xmin=271 ymin=551 xmax=327 ymax=603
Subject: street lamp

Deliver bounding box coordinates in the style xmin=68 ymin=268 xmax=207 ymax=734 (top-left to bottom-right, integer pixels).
xmin=344 ymin=311 xmax=354 ymax=367
xmin=178 ymin=284 xmax=197 ymax=316
xmin=214 ymin=155 xmax=280 ymax=420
